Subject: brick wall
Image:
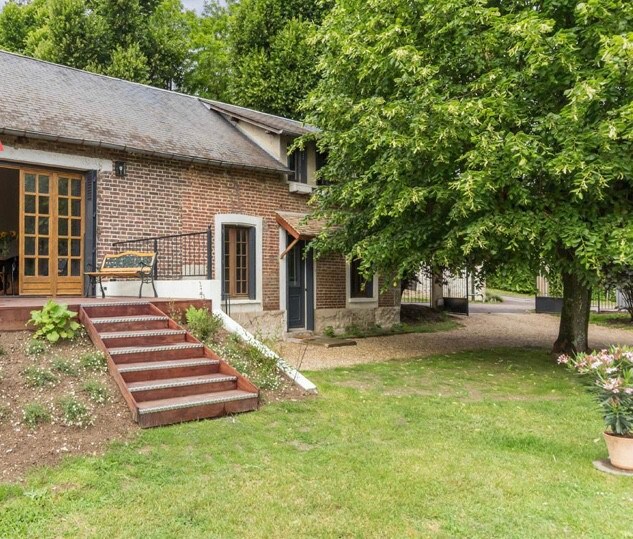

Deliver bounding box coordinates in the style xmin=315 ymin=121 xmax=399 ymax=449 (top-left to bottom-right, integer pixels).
xmin=2 ymin=135 xmax=399 ymax=311
xmin=315 ymin=253 xmax=347 ymax=309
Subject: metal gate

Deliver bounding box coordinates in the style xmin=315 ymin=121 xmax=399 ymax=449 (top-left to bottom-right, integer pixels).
xmin=401 ymin=268 xmax=473 ymax=315
xmin=535 ymin=276 xmax=621 ymax=314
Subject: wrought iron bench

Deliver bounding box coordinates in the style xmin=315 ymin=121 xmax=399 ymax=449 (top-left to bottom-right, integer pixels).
xmin=86 ymin=251 xmax=157 ymax=299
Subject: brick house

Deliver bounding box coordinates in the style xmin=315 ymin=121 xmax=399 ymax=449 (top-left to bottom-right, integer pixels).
xmin=0 ymin=51 xmax=399 ymax=337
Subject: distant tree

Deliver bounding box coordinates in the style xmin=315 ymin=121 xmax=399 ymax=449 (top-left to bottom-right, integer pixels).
xmin=0 ymin=0 xmax=191 ymax=89
xmin=181 ymin=0 xmax=234 ymax=100
xmin=226 ymin=0 xmax=332 ymax=118
xmin=0 ymin=0 xmax=41 ymax=53
xmin=306 ymin=0 xmax=633 ymax=354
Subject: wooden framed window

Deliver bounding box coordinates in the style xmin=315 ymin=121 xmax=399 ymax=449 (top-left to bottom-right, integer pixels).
xmin=288 ymin=148 xmax=308 ymax=183
xmin=223 ymin=226 xmax=254 ymax=298
xmin=350 ymin=258 xmax=374 ymax=299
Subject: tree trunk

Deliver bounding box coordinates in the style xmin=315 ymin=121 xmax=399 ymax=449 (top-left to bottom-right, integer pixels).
xmin=552 ymin=272 xmax=591 ymax=355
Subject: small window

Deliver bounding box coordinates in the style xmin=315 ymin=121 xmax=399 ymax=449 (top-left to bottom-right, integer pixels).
xmin=350 ymin=258 xmax=374 ymax=299
xmin=288 ymin=148 xmax=308 ymax=183
xmin=316 ymin=151 xmax=329 ymax=186
xmin=223 ymin=226 xmax=253 ymax=298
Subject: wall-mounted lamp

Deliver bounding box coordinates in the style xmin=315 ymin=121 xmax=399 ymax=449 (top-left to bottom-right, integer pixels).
xmin=114 ymin=161 xmax=126 ymax=177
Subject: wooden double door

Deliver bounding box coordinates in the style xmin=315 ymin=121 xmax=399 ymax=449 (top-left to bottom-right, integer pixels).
xmin=19 ymin=169 xmax=85 ymax=296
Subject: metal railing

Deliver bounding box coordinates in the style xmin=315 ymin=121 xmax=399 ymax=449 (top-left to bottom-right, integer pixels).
xmin=113 ymin=227 xmax=213 ymax=280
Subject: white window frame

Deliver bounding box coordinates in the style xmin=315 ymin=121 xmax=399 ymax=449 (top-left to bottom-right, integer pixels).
xmin=346 ymin=261 xmax=379 ymax=308
xmin=214 ymin=214 xmax=263 ymax=310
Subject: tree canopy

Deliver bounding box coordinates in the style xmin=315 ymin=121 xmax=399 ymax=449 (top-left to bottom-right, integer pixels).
xmin=0 ymin=0 xmax=329 ymax=117
xmin=306 ymin=0 xmax=633 ymax=352
xmin=0 ymin=0 xmax=191 ymax=88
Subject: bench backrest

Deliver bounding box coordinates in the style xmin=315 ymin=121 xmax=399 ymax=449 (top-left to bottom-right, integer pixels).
xmin=99 ymin=251 xmax=156 ymax=273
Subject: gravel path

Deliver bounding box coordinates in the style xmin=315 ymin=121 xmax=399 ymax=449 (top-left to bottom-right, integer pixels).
xmin=278 ymin=313 xmax=633 ymax=371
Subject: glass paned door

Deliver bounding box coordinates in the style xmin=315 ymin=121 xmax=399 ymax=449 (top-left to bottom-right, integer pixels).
xmin=20 ymin=170 xmax=84 ymax=296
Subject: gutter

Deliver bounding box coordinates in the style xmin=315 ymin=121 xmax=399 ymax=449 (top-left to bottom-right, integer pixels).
xmin=0 ymin=127 xmax=291 ymax=175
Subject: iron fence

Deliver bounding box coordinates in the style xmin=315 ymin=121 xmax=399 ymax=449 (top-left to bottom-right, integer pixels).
xmin=113 ymin=227 xmax=213 ymax=280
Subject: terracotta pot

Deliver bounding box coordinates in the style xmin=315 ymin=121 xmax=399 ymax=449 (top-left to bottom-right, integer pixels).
xmin=603 ymin=432 xmax=633 ymax=471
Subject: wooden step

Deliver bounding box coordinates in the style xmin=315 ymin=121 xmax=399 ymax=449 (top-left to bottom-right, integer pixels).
xmin=79 ymin=303 xmax=259 ymax=428
xmin=91 ymin=314 xmax=170 ymax=332
xmin=100 ymin=329 xmax=188 ymax=348
xmin=136 ymin=390 xmax=258 ymax=428
xmin=80 ymin=302 xmax=154 ymax=318
xmin=108 ymin=342 xmax=205 ymax=364
xmin=128 ymin=374 xmax=238 ymax=401
xmin=118 ymin=358 xmax=221 ymax=383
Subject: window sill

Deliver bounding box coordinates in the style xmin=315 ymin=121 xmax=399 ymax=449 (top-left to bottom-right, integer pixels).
xmin=224 ymin=298 xmax=261 ymax=305
xmin=348 ymin=297 xmax=377 ymax=303
xmin=288 ymin=181 xmax=314 ymax=194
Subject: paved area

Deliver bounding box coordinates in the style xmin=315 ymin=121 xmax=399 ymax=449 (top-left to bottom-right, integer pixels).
xmin=279 ymin=312 xmax=633 ymax=371
xmin=469 ymin=295 xmax=533 ymax=314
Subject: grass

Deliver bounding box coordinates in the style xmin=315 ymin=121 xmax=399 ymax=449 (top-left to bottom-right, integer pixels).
xmin=1 ymin=348 xmax=632 ymax=538
xmin=340 ymin=318 xmax=460 ymax=339
xmin=590 ymin=312 xmax=633 ymax=331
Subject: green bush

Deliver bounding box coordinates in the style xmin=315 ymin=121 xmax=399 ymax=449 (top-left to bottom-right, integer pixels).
xmin=323 ymin=326 xmax=336 ymax=338
xmin=26 ymin=339 xmax=46 ymax=356
xmin=23 ymin=403 xmax=51 ymax=428
xmin=23 ymin=366 xmax=58 ymax=388
xmin=51 ymin=357 xmax=78 ymax=376
xmin=83 ymin=380 xmax=110 ymax=404
xmin=185 ymin=306 xmax=223 ymax=342
xmin=58 ymin=396 xmax=93 ymax=428
xmin=79 ymin=351 xmax=107 ymax=372
xmin=343 ymin=324 xmax=361 ymax=337
xmin=28 ymin=300 xmax=82 ymax=343
xmin=0 ymin=345 xmax=5 ymax=356
xmin=220 ymin=337 xmax=281 ymax=390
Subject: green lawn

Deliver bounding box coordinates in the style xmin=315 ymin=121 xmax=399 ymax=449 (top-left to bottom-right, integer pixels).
xmin=590 ymin=311 xmax=633 ymax=331
xmin=2 ymin=349 xmax=632 ymax=538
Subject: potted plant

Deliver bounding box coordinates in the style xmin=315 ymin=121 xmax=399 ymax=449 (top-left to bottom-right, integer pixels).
xmin=559 ymin=346 xmax=633 ymax=470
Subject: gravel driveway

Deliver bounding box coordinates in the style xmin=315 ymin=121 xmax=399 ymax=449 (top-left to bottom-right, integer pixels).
xmin=278 ymin=313 xmax=633 ymax=371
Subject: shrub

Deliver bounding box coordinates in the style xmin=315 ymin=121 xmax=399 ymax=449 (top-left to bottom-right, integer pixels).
xmin=23 ymin=366 xmax=58 ymax=388
xmin=323 ymin=326 xmax=336 ymax=338
xmin=559 ymin=346 xmax=633 ymax=436
xmin=83 ymin=380 xmax=110 ymax=404
xmin=26 ymin=339 xmax=46 ymax=356
xmin=0 ymin=345 xmax=5 ymax=356
xmin=344 ymin=324 xmax=361 ymax=337
xmin=58 ymin=396 xmax=93 ymax=428
xmin=28 ymin=300 xmax=82 ymax=343
xmin=220 ymin=337 xmax=281 ymax=390
xmin=79 ymin=351 xmax=107 ymax=372
xmin=23 ymin=403 xmax=51 ymax=428
xmin=185 ymin=306 xmax=223 ymax=342
xmin=51 ymin=357 xmax=78 ymax=376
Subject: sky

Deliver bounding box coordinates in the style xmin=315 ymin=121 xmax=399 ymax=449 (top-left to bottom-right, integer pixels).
xmin=0 ymin=0 xmax=208 ymax=14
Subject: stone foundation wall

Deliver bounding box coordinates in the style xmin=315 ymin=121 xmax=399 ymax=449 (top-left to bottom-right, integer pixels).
xmin=229 ymin=310 xmax=285 ymax=340
xmin=314 ymin=306 xmax=401 ymax=334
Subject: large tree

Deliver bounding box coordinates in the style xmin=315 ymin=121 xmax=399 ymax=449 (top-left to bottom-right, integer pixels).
xmin=306 ymin=0 xmax=633 ymax=354
xmin=225 ymin=0 xmax=332 ymax=118
xmin=0 ymin=0 xmax=190 ymax=89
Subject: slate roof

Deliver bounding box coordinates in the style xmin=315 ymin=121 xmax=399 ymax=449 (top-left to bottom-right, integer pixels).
xmin=275 ymin=211 xmax=325 ymax=239
xmin=0 ymin=51 xmax=289 ymax=173
xmin=203 ymin=100 xmax=319 ymax=136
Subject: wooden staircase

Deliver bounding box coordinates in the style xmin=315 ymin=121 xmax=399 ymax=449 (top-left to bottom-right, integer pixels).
xmin=79 ymin=302 xmax=259 ymax=428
